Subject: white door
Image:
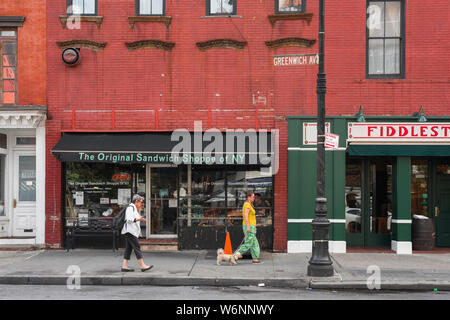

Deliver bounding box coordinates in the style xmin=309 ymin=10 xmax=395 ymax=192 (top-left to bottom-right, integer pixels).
xmin=12 ymin=152 xmax=36 ymax=237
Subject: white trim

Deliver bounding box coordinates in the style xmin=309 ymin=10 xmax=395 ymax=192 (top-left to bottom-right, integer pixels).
xmin=287 ymin=240 xmax=347 ymax=253
xmin=288 ymin=219 xmax=346 ymax=224
xmin=391 ymin=219 xmax=412 ymax=224
xmin=391 ymin=240 xmax=412 ymax=254
xmin=35 ymin=126 xmax=45 ymax=245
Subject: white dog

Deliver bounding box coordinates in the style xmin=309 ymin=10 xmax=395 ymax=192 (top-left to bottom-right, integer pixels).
xmin=216 ymin=248 xmax=238 ymax=266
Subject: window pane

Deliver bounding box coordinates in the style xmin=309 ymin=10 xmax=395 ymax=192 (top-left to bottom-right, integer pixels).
xmin=368 ymin=39 xmax=384 ymax=75
xmin=411 ymin=160 xmax=428 ymax=217
xmin=278 ymin=0 xmax=303 ymax=12
xmin=140 ymin=0 xmax=151 ymax=14
xmin=210 ymin=0 xmax=233 ymax=14
xmin=152 ymin=0 xmax=163 ymax=14
xmin=3 ymin=67 xmax=16 ymax=79
xmin=2 ymin=92 xmax=15 ymax=104
xmin=0 ymin=31 xmax=15 ymax=37
xmin=346 ymin=160 xmax=362 ymax=234
xmin=368 ymin=2 xmax=385 ymax=37
xmin=385 ymin=38 xmax=400 ymax=74
xmin=3 ymin=42 xmax=16 ymax=54
xmin=385 ymin=1 xmax=401 ymax=37
xmin=16 ymin=137 xmax=36 ymax=146
xmin=2 ymin=55 xmax=16 ymax=67
xmin=19 ymin=156 xmax=36 ymax=202
xmin=3 ymin=80 xmax=15 ymax=91
xmin=71 ymin=0 xmax=83 ymax=14
xmin=84 ymin=0 xmax=96 ymax=14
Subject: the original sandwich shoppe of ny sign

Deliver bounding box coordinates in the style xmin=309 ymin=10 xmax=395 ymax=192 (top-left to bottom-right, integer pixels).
xmin=348 ymin=122 xmax=450 ymax=143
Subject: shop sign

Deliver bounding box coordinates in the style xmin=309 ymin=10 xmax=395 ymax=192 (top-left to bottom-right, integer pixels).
xmin=303 ymin=122 xmax=331 ymax=145
xmin=273 ymin=54 xmax=319 ymax=67
xmin=348 ymin=122 xmax=450 ymax=143
xmin=325 ymin=132 xmax=340 ymax=149
xmin=112 ymin=173 xmax=130 ymax=182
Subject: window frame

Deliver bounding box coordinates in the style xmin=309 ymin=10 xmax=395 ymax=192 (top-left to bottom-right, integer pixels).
xmin=206 ymin=0 xmax=237 ymax=16
xmin=275 ymin=0 xmax=306 ymax=14
xmin=366 ymin=0 xmax=405 ymax=79
xmin=0 ymin=28 xmax=18 ymax=106
xmin=135 ymin=0 xmax=166 ymax=16
xmin=67 ymin=0 xmax=98 ymax=16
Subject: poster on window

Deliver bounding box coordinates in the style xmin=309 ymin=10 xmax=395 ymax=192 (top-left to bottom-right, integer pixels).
xmin=118 ymin=189 xmax=131 ymax=205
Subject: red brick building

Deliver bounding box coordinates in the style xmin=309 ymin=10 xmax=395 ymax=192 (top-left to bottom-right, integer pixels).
xmin=46 ymin=0 xmax=449 ymax=252
xmin=0 ymin=1 xmax=47 ymax=247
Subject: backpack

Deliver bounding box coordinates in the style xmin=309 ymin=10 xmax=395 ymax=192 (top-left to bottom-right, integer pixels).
xmin=113 ymin=205 xmax=130 ymax=231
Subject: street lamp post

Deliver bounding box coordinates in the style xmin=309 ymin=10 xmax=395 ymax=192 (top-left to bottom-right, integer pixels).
xmin=307 ymin=0 xmax=334 ymax=277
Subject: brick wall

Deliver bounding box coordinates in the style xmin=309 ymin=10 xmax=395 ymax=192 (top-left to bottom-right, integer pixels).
xmin=46 ymin=0 xmax=449 ymax=250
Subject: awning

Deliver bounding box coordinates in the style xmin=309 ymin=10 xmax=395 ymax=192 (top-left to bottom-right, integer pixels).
xmin=348 ymin=144 xmax=450 ymax=156
xmin=51 ymin=132 xmax=274 ymax=165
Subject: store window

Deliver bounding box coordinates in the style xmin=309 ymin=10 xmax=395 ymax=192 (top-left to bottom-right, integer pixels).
xmin=1 ymin=29 xmax=17 ymax=105
xmin=207 ymin=0 xmax=236 ymax=16
xmin=411 ymin=160 xmax=429 ymax=217
xmin=67 ymin=0 xmax=97 ymax=15
xmin=276 ymin=0 xmax=305 ymax=14
xmin=345 ymin=159 xmax=362 ymax=233
xmin=136 ymin=0 xmax=164 ymax=15
xmin=178 ymin=166 xmax=273 ymax=227
xmin=366 ymin=0 xmax=404 ymax=78
xmin=65 ymin=163 xmax=134 ymax=224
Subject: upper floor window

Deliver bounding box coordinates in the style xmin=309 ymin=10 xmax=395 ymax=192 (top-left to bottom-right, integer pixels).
xmin=137 ymin=0 xmax=164 ymax=15
xmin=367 ymin=0 xmax=404 ymax=78
xmin=67 ymin=0 xmax=97 ymax=15
xmin=276 ymin=0 xmax=305 ymax=14
xmin=207 ymin=0 xmax=236 ymax=16
xmin=0 ymin=30 xmax=17 ymax=105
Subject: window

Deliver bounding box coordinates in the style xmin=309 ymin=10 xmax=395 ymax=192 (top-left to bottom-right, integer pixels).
xmin=207 ymin=0 xmax=236 ymax=16
xmin=67 ymin=0 xmax=97 ymax=15
xmin=367 ymin=0 xmax=404 ymax=78
xmin=137 ymin=0 xmax=164 ymax=15
xmin=276 ymin=0 xmax=305 ymax=13
xmin=0 ymin=30 xmax=17 ymax=105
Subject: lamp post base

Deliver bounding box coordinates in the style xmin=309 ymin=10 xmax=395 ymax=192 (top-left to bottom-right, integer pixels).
xmin=307 ymin=262 xmax=334 ymax=277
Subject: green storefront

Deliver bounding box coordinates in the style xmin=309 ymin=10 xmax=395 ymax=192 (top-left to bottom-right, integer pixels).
xmin=288 ymin=115 xmax=450 ymax=254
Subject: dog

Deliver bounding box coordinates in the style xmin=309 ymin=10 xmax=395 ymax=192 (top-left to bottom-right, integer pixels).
xmin=216 ymin=248 xmax=238 ymax=266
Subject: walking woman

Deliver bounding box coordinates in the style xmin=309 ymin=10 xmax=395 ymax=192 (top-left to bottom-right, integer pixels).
xmin=234 ymin=191 xmax=261 ymax=263
xmin=121 ymin=194 xmax=153 ymax=272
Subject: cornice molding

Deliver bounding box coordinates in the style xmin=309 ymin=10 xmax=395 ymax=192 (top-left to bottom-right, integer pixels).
xmin=59 ymin=15 xmax=104 ymax=30
xmin=128 ymin=16 xmax=172 ymax=29
xmin=57 ymin=40 xmax=107 ymax=51
xmin=196 ymin=39 xmax=247 ymax=51
xmin=265 ymin=37 xmax=316 ymax=49
xmin=267 ymin=13 xmax=313 ymax=27
xmin=0 ymin=109 xmax=47 ymax=129
xmin=125 ymin=39 xmax=175 ymax=51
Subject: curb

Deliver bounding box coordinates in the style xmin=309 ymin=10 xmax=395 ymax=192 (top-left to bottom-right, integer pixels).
xmin=0 ymin=275 xmax=309 ymax=288
xmin=309 ymin=280 xmax=450 ymax=291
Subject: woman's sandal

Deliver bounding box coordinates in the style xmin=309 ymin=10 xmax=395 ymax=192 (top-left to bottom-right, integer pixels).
xmin=252 ymin=259 xmax=263 ymax=264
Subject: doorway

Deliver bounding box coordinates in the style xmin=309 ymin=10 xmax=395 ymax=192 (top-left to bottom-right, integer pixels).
xmin=346 ymin=157 xmax=392 ymax=247
xmin=13 ymin=152 xmax=36 ymax=237
xmin=436 ymin=162 xmax=450 ymax=247
xmin=146 ymin=165 xmax=178 ymax=238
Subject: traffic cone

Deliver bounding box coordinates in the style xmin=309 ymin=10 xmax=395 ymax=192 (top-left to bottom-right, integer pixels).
xmin=224 ymin=232 xmax=233 ymax=255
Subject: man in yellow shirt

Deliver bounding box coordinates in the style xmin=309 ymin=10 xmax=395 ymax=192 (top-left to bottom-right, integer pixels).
xmin=234 ymin=191 xmax=261 ymax=263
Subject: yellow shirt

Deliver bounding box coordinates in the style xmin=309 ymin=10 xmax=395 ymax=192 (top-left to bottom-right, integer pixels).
xmin=242 ymin=202 xmax=256 ymax=226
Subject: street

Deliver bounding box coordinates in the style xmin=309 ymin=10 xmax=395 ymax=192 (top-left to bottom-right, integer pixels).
xmin=1 ymin=284 xmax=448 ymax=300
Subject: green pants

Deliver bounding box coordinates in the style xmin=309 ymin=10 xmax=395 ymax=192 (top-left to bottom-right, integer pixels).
xmin=237 ymin=225 xmax=260 ymax=259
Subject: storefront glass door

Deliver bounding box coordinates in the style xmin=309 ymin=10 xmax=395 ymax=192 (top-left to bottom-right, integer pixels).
xmin=436 ymin=161 xmax=450 ymax=247
xmin=346 ymin=158 xmax=392 ymax=247
xmin=148 ymin=166 xmax=178 ymax=237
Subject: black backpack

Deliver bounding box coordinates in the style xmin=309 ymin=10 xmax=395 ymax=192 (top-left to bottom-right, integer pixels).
xmin=113 ymin=205 xmax=130 ymax=231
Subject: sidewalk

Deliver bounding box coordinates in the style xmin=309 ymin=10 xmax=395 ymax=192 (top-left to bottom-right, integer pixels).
xmin=0 ymin=249 xmax=449 ymax=291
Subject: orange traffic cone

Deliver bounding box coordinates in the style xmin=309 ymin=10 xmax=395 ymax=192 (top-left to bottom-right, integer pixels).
xmin=224 ymin=232 xmax=233 ymax=255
